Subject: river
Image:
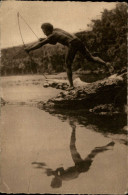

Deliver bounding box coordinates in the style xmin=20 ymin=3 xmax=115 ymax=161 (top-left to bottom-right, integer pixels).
xmin=0 ymin=74 xmax=127 ymax=194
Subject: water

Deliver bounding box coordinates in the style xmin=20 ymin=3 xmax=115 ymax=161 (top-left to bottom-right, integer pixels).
xmin=0 ymin=75 xmax=127 ymax=194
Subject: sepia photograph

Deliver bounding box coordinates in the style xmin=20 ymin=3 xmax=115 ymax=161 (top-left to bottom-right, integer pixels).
xmin=0 ymin=1 xmax=127 ymax=194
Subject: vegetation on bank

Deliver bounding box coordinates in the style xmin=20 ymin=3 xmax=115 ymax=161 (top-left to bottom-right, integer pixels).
xmin=1 ymin=2 xmax=127 ymax=76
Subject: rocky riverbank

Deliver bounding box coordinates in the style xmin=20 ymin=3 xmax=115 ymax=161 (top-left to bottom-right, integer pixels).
xmin=39 ymin=72 xmax=127 ymax=116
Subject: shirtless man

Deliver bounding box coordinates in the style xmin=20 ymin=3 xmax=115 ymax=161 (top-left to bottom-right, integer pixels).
xmin=26 ymin=23 xmax=112 ymax=89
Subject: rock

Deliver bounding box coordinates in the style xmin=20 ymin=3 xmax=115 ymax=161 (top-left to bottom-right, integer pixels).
xmin=89 ymin=104 xmax=120 ymax=115
xmin=59 ymin=91 xmax=68 ymax=98
xmin=57 ymin=93 xmax=63 ymax=98
xmin=56 ymin=83 xmax=63 ymax=89
xmin=39 ymin=72 xmax=126 ymax=113
xmin=123 ymin=126 xmax=128 ymax=132
xmin=45 ymin=79 xmax=69 ymax=90
xmin=80 ymin=94 xmax=86 ymax=98
xmin=93 ymin=70 xmax=100 ymax=74
xmin=73 ymin=78 xmax=89 ymax=87
xmin=50 ymin=82 xmax=58 ymax=88
xmin=43 ymin=82 xmax=49 ymax=88
xmin=62 ymin=84 xmax=68 ymax=90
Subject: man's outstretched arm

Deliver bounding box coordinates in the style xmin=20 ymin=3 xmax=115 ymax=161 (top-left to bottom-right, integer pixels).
xmin=25 ymin=38 xmax=49 ymax=52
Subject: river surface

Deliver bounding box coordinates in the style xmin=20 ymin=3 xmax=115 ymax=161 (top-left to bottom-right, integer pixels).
xmin=0 ymin=74 xmax=127 ymax=194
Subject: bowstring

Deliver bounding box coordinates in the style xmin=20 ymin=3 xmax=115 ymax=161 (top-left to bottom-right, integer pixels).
xmin=17 ymin=12 xmax=47 ymax=79
xmin=18 ymin=12 xmax=39 ymax=40
xmin=17 ymin=13 xmax=26 ymax=47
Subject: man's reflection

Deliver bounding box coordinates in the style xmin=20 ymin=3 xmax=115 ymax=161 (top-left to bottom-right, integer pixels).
xmin=32 ymin=121 xmax=115 ymax=188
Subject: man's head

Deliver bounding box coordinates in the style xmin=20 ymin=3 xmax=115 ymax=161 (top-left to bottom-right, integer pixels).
xmin=51 ymin=176 xmax=62 ymax=188
xmin=41 ymin=23 xmax=53 ymax=36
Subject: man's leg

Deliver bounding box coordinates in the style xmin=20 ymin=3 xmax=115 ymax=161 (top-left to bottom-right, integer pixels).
xmin=65 ymin=47 xmax=77 ymax=87
xmin=85 ymin=141 xmax=115 ymax=161
xmin=69 ymin=122 xmax=83 ymax=164
xmin=88 ymin=55 xmax=114 ymax=73
xmin=78 ymin=42 xmax=114 ymax=73
xmin=79 ymin=44 xmax=106 ymax=65
xmin=66 ymin=66 xmax=73 ymax=87
xmin=88 ymin=54 xmax=114 ymax=73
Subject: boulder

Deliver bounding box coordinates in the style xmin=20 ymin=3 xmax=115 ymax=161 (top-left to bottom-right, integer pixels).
xmin=39 ymin=72 xmax=127 ymax=113
xmin=43 ymin=82 xmax=50 ymax=88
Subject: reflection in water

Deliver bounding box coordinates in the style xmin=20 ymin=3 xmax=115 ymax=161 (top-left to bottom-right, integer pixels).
xmin=32 ymin=121 xmax=115 ymax=188
xmin=45 ymin=108 xmax=127 ymax=135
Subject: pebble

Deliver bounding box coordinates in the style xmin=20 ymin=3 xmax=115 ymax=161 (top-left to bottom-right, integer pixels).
xmin=43 ymin=83 xmax=49 ymax=88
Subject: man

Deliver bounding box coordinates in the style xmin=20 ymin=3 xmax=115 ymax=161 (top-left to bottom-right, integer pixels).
xmin=32 ymin=121 xmax=115 ymax=188
xmin=26 ymin=23 xmax=113 ymax=90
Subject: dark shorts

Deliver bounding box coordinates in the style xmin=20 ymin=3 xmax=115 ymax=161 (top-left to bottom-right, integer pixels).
xmin=65 ymin=38 xmax=92 ymax=67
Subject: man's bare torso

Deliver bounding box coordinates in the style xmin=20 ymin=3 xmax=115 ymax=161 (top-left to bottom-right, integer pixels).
xmin=47 ymin=28 xmax=78 ymax=46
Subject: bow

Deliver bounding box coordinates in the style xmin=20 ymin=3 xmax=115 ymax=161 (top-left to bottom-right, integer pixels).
xmin=17 ymin=12 xmax=47 ymax=79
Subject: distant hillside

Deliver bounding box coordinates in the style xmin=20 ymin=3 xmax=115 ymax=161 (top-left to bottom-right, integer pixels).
xmin=1 ymin=43 xmax=66 ymax=75
xmin=1 ymin=2 xmax=127 ymax=76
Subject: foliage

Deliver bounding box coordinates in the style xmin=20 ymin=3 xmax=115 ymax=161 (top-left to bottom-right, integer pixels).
xmin=75 ymin=2 xmax=127 ymax=71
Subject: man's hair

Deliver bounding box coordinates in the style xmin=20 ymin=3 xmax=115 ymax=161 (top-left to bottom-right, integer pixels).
xmin=51 ymin=177 xmax=62 ymax=188
xmin=41 ymin=23 xmax=53 ymax=32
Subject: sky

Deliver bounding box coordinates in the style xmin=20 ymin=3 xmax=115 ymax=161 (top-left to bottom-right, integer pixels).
xmin=0 ymin=1 xmax=117 ymax=49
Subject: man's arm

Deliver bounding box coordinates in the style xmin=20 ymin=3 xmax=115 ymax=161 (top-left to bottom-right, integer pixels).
xmin=26 ymin=38 xmax=49 ymax=52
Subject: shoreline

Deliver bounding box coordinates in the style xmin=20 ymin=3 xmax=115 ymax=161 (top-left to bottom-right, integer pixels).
xmin=1 ymin=71 xmax=127 ymax=117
